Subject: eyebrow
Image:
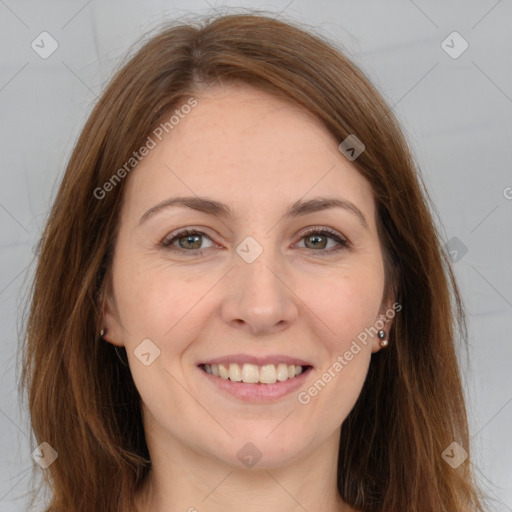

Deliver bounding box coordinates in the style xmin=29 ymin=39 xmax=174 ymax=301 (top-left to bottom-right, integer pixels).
xmin=139 ymin=195 xmax=369 ymax=230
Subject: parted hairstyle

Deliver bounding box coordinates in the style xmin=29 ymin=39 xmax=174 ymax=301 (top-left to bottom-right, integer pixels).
xmin=20 ymin=11 xmax=485 ymax=512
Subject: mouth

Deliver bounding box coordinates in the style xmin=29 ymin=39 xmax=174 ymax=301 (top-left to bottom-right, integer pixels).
xmin=198 ymin=362 xmax=313 ymax=384
xmin=197 ymin=361 xmax=313 ymax=402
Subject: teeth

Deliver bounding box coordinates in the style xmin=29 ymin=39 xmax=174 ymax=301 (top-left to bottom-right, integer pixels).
xmin=276 ymin=363 xmax=289 ymax=381
xmin=259 ymin=364 xmax=276 ymax=384
xmin=228 ymin=363 xmax=242 ymax=382
xmin=203 ymin=363 xmax=307 ymax=384
xmin=241 ymin=363 xmax=259 ymax=383
xmin=219 ymin=364 xmax=229 ymax=379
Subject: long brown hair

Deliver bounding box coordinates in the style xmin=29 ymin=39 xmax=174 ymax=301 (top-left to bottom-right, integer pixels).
xmin=20 ymin=11 xmax=485 ymax=512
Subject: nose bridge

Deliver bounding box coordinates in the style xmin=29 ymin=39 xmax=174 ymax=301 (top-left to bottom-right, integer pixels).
xmin=237 ymin=236 xmax=284 ymax=302
xmin=222 ymin=234 xmax=298 ymax=334
xmin=240 ymin=246 xmax=280 ymax=295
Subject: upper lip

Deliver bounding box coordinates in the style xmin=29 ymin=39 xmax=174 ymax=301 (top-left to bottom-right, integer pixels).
xmin=198 ymin=354 xmax=313 ymax=367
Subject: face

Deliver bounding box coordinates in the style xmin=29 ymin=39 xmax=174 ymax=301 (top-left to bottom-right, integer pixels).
xmin=103 ymin=83 xmax=394 ymax=469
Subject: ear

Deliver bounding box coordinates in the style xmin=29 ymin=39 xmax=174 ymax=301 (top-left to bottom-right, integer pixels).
xmin=98 ymin=277 xmax=125 ymax=348
xmin=370 ymin=296 xmax=399 ymax=354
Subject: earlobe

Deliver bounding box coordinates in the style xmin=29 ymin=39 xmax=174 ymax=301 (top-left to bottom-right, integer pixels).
xmin=377 ymin=329 xmax=388 ymax=347
xmin=372 ymin=298 xmax=397 ymax=352
xmin=97 ymin=283 xmax=124 ymax=348
xmin=99 ymin=326 xmax=121 ymax=347
xmin=371 ymin=325 xmax=390 ymax=353
xmin=99 ymin=318 xmax=124 ymax=348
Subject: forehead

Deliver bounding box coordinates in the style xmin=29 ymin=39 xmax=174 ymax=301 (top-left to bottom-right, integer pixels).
xmin=121 ymin=83 xmax=375 ymax=224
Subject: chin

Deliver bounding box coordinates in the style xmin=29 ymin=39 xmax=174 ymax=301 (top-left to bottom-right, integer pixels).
xmin=206 ymin=430 xmax=314 ymax=470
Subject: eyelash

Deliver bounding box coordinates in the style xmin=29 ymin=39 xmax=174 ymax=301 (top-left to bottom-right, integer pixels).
xmin=160 ymin=227 xmax=350 ymax=257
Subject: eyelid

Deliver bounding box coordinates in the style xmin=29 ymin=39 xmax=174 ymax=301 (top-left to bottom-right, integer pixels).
xmin=160 ymin=225 xmax=350 ymax=255
xmin=160 ymin=227 xmax=217 ymax=251
xmin=295 ymin=226 xmax=350 ymax=253
xmin=299 ymin=226 xmax=348 ymax=243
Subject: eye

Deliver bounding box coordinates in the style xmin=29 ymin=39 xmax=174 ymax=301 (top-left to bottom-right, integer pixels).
xmin=161 ymin=226 xmax=350 ymax=256
xmin=161 ymin=229 xmax=215 ymax=254
xmin=295 ymin=227 xmax=350 ymax=255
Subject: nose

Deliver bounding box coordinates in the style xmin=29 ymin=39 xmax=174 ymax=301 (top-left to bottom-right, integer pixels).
xmin=220 ymin=245 xmax=299 ymax=336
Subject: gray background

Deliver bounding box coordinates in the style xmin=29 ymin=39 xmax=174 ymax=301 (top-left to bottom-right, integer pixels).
xmin=1 ymin=1 xmax=511 ymax=510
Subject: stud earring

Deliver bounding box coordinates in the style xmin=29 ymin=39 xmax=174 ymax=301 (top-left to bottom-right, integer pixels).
xmin=377 ymin=329 xmax=388 ymax=347
xmin=100 ymin=328 xmax=106 ymax=337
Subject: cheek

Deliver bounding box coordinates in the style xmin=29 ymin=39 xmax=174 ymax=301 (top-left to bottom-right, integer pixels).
xmin=298 ymin=266 xmax=382 ymax=412
xmin=308 ymin=267 xmax=384 ymax=346
xmin=112 ymin=253 xmax=209 ymax=340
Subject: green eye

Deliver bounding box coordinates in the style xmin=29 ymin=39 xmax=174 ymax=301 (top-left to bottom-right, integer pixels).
xmin=161 ymin=227 xmax=349 ymax=256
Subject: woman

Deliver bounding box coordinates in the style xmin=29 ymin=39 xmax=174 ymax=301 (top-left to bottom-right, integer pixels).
xmin=21 ymin=12 xmax=485 ymax=512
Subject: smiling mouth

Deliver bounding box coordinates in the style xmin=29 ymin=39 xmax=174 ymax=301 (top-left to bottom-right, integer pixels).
xmin=198 ymin=363 xmax=312 ymax=384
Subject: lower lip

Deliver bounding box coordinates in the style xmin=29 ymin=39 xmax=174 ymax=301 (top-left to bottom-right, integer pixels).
xmin=198 ymin=366 xmax=313 ymax=403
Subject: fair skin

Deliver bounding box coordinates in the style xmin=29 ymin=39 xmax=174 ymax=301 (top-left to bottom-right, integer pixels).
xmin=102 ymin=83 xmax=394 ymax=512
